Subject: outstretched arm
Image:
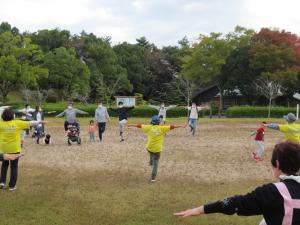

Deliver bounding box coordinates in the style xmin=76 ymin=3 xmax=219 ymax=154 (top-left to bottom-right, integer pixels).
xmin=166 ymin=105 xmax=177 ymax=111
xmin=170 ymin=124 xmax=186 ymax=130
xmin=55 ymin=111 xmax=65 ymax=118
xmin=265 ymin=123 xmax=279 ymax=130
xmin=149 ymin=105 xmax=160 ymax=111
xmin=127 ymin=124 xmax=142 ymax=128
xmin=75 ymin=109 xmax=88 ymax=115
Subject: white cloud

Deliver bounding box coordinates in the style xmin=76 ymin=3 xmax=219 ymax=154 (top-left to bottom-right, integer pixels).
xmin=1 ymin=0 xmax=300 ymax=46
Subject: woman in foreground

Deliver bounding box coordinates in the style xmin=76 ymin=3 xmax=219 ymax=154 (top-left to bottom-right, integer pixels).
xmin=174 ymin=141 xmax=300 ymax=225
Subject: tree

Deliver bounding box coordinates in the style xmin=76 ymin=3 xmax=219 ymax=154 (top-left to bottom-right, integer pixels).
xmin=29 ymin=28 xmax=71 ymax=52
xmin=249 ymin=29 xmax=300 ymax=113
xmin=113 ymin=42 xmax=148 ymax=94
xmin=43 ymin=47 xmax=90 ymax=101
xmin=255 ymin=71 xmax=297 ymax=117
xmin=0 ymin=55 xmax=20 ymax=102
xmin=0 ymin=31 xmax=48 ymax=102
xmin=72 ymin=32 xmax=132 ymax=102
xmin=181 ymin=26 xmax=255 ymax=114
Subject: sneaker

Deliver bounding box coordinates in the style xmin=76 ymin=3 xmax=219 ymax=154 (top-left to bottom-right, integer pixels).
xmin=120 ymin=139 xmax=124 ymax=142
xmin=9 ymin=187 xmax=17 ymax=192
xmin=150 ymin=179 xmax=156 ymax=183
xmin=0 ymin=183 xmax=5 ymax=189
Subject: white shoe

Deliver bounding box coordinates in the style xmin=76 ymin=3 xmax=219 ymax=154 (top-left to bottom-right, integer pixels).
xmin=150 ymin=179 xmax=156 ymax=183
xmin=0 ymin=183 xmax=5 ymax=189
xmin=9 ymin=187 xmax=17 ymax=192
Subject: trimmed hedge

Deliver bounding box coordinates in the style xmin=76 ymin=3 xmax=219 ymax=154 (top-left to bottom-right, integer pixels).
xmin=226 ymin=106 xmax=297 ymax=118
xmin=6 ymin=102 xmax=218 ymax=118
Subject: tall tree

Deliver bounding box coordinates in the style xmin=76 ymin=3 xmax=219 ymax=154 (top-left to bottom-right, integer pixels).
xmin=43 ymin=47 xmax=90 ymax=101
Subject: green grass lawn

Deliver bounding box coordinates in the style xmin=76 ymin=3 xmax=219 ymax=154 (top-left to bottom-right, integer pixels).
xmin=0 ymin=167 xmax=262 ymax=225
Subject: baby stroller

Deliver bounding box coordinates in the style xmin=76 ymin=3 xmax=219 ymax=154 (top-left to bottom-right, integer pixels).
xmin=67 ymin=124 xmax=81 ymax=145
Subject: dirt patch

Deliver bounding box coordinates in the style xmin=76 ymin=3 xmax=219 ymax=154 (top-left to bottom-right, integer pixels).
xmin=20 ymin=121 xmax=284 ymax=183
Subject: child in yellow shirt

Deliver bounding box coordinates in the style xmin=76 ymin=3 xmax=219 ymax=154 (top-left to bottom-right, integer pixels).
xmin=128 ymin=115 xmax=185 ymax=182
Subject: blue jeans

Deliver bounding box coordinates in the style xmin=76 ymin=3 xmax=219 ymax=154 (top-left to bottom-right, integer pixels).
xmin=89 ymin=133 xmax=95 ymax=141
xmin=189 ymin=118 xmax=197 ymax=136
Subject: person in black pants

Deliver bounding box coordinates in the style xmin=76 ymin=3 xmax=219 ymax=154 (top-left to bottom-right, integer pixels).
xmin=111 ymin=102 xmax=134 ymax=142
xmin=95 ymin=103 xmax=110 ymax=141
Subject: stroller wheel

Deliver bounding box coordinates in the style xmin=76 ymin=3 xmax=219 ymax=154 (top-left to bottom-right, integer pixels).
xmin=77 ymin=137 xmax=81 ymax=145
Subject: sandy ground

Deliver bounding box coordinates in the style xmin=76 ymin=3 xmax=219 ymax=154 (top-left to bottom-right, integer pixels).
xmin=20 ymin=121 xmax=285 ymax=183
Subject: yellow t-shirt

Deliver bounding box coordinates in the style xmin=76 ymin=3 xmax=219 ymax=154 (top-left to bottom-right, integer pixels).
xmin=141 ymin=125 xmax=171 ymax=153
xmin=279 ymin=124 xmax=300 ymax=143
xmin=0 ymin=120 xmax=29 ymax=153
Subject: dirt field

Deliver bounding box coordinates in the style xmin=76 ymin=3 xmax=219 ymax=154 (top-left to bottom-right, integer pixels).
xmin=21 ymin=120 xmax=283 ymax=183
xmin=0 ymin=119 xmax=286 ymax=225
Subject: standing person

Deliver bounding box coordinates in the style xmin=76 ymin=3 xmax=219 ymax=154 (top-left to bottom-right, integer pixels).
xmin=187 ymin=103 xmax=204 ymax=136
xmin=250 ymin=121 xmax=266 ymax=161
xmin=174 ymin=141 xmax=300 ymax=225
xmin=111 ymin=102 xmax=134 ymax=142
xmin=149 ymin=103 xmax=177 ymax=124
xmin=95 ymin=103 xmax=110 ymax=142
xmin=18 ymin=104 xmax=35 ymax=136
xmin=88 ymin=120 xmax=97 ymax=142
xmin=32 ymin=106 xmax=56 ymax=144
xmin=55 ymin=103 xmax=88 ymax=132
xmin=0 ymin=108 xmax=46 ymax=191
xmin=265 ymin=113 xmax=300 ymax=144
xmin=128 ymin=115 xmax=186 ymax=182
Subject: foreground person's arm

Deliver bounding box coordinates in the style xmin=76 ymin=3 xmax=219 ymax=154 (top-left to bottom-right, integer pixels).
xmin=174 ymin=183 xmax=281 ymax=217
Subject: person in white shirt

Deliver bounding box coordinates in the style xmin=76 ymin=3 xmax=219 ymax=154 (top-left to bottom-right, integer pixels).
xmin=187 ymin=102 xmax=203 ymax=136
xmin=149 ymin=103 xmax=177 ymax=124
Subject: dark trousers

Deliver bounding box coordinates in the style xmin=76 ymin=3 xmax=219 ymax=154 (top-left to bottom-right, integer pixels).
xmin=0 ymin=156 xmax=19 ymax=188
xmin=64 ymin=121 xmax=80 ymax=131
xmin=148 ymin=151 xmax=161 ymax=180
xmin=98 ymin=122 xmax=106 ymax=141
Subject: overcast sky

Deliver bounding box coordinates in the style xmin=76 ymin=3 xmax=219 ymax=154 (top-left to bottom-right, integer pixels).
xmin=1 ymin=0 xmax=300 ymax=46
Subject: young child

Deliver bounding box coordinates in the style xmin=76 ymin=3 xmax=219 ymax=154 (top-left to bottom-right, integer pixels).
xmin=88 ymin=120 xmax=97 ymax=142
xmin=128 ymin=115 xmax=186 ymax=182
xmin=250 ymin=121 xmax=266 ymax=161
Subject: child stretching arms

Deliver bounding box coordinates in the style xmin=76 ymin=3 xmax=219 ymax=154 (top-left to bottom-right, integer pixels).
xmin=128 ymin=115 xmax=186 ymax=182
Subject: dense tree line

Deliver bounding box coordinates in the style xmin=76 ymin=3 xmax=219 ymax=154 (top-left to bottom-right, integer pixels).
xmin=1 ymin=22 xmax=300 ymax=110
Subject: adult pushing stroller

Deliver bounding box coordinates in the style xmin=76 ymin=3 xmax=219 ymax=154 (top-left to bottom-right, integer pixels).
xmin=67 ymin=124 xmax=81 ymax=145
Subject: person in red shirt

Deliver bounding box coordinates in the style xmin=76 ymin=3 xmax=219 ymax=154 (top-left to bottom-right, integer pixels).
xmin=250 ymin=121 xmax=266 ymax=161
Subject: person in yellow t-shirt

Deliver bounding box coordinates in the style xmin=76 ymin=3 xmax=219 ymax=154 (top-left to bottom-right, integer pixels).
xmin=128 ymin=115 xmax=186 ymax=182
xmin=0 ymin=108 xmax=45 ymax=191
xmin=265 ymin=113 xmax=300 ymax=144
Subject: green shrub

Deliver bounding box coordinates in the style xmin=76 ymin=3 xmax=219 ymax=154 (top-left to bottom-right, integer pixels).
xmin=226 ymin=106 xmax=297 ymax=118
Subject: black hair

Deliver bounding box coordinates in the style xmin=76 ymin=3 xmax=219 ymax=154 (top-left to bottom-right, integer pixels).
xmin=118 ymin=101 xmax=124 ymax=105
xmin=262 ymin=121 xmax=266 ymax=124
xmin=271 ymin=142 xmax=300 ymax=175
xmin=2 ymin=108 xmax=14 ymax=121
xmin=25 ymin=104 xmax=29 ymax=108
